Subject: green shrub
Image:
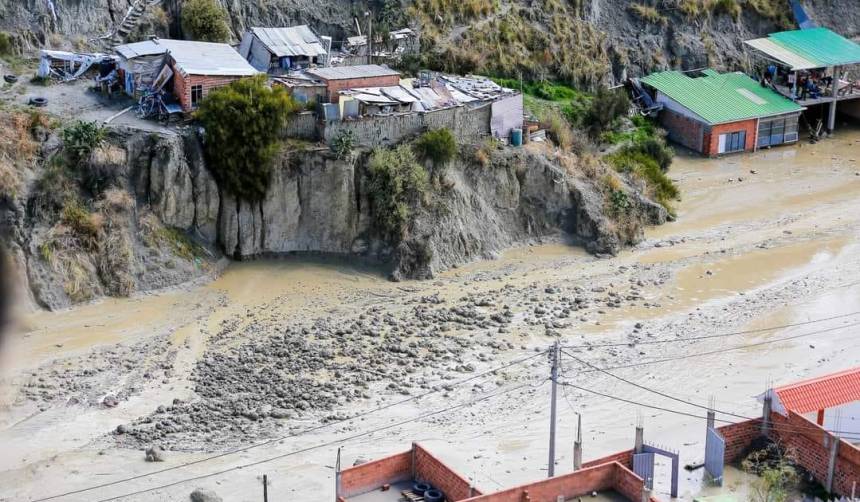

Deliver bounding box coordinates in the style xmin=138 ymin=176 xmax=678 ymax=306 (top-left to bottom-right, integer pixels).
xmin=330 ymin=130 xmax=356 ymax=159
xmin=711 ymin=0 xmax=741 ymax=19
xmin=606 ymin=149 xmax=678 ymax=211
xmin=540 ymin=108 xmax=575 ymax=151
xmin=62 ymin=121 xmax=107 ymax=164
xmin=583 ymin=87 xmax=630 ymax=138
xmin=0 ymin=32 xmax=13 ymax=56
xmin=196 ymin=75 xmax=299 ymax=201
xmin=181 ymin=0 xmax=231 ymax=42
xmin=414 ymin=128 xmax=457 ymax=166
xmin=366 ymin=145 xmax=429 ymax=240
xmin=609 ymin=189 xmax=631 ymax=215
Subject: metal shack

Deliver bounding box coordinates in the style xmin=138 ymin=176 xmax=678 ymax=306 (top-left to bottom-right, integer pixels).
xmin=239 ymin=26 xmax=330 ymax=74
xmin=641 ymin=69 xmax=804 ymax=156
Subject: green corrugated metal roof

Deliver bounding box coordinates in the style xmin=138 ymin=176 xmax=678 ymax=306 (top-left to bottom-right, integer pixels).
xmin=745 ymin=28 xmax=860 ymax=70
xmin=640 ymin=70 xmax=804 ymax=125
xmin=769 ymin=28 xmax=860 ymax=68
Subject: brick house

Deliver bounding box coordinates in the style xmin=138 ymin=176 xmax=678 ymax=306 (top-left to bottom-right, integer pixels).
xmin=164 ymin=40 xmax=261 ymax=112
xmin=305 ymin=65 xmax=401 ymax=103
xmin=641 ymin=69 xmax=805 ymax=156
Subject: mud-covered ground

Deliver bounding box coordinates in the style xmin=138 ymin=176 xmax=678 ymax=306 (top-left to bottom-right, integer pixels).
xmin=1 ymin=128 xmax=860 ymax=501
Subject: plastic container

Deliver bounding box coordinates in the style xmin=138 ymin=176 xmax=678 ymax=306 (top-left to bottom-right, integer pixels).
xmin=510 ymin=128 xmax=523 ymax=147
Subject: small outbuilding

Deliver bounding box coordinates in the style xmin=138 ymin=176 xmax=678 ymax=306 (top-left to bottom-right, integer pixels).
xmin=641 ymin=69 xmax=805 ymax=156
xmin=114 ymin=39 xmax=260 ymax=111
xmin=305 ymin=64 xmax=401 ymax=103
xmin=239 ymin=26 xmax=329 ymax=73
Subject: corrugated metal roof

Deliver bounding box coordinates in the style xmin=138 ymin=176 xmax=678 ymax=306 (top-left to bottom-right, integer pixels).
xmin=774 ymin=367 xmax=860 ymax=414
xmin=115 ymin=39 xmax=259 ymax=76
xmin=306 ymin=64 xmax=399 ymax=81
xmin=640 ymin=69 xmax=803 ymax=124
xmin=745 ymin=27 xmax=860 ymax=70
xmin=744 ymin=38 xmax=819 ymax=70
xmin=249 ymin=26 xmax=327 ymax=58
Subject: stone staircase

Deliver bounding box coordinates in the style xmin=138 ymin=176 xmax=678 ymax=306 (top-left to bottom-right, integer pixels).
xmin=92 ymin=0 xmax=163 ymax=47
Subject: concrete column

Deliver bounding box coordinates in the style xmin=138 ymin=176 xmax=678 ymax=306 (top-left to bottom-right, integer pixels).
xmin=762 ymin=394 xmax=772 ymax=437
xmin=828 ymin=65 xmax=840 ymax=133
xmin=335 ymin=447 xmax=342 ymax=502
xmin=635 ymin=425 xmax=644 ymax=454
xmin=573 ymin=414 xmax=582 ymax=471
xmin=825 ymin=433 xmax=840 ymax=493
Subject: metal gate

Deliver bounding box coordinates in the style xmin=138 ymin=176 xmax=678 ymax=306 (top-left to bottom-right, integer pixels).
xmin=633 ymin=452 xmax=655 ymax=489
xmin=705 ymin=427 xmax=726 ymax=485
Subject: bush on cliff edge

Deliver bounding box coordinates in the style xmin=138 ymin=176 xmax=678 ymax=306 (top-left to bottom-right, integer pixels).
xmin=196 ymin=75 xmax=299 ymax=201
xmin=181 ymin=0 xmax=231 ymax=43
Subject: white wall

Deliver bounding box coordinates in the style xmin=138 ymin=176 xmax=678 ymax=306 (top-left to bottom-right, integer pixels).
xmin=802 ymin=400 xmax=860 ymax=441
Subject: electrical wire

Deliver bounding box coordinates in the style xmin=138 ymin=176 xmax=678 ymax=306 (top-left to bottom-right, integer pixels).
xmin=565 ymin=319 xmax=860 ymax=374
xmin=90 ymin=378 xmax=546 ymax=502
xmin=31 ymin=350 xmax=548 ymax=502
xmin=560 ymin=310 xmax=860 ymax=350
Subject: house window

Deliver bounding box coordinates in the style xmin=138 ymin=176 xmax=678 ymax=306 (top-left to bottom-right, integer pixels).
xmin=191 ymin=85 xmax=203 ymax=108
xmin=718 ymin=130 xmax=746 ymax=154
xmin=758 ymin=115 xmax=799 ymax=147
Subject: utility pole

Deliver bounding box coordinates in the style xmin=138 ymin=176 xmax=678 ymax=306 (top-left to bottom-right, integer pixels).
xmin=263 ymin=474 xmax=268 ymax=502
xmin=366 ymin=12 xmax=373 ymax=65
xmin=547 ymin=341 xmax=559 ymax=477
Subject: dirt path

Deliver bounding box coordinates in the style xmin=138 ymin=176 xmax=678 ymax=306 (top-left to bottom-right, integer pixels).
xmin=1 ymin=129 xmax=860 ymax=502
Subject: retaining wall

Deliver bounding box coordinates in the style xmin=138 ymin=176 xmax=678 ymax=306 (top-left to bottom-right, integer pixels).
xmin=337 ymin=450 xmax=412 ymax=499
xmin=322 ymin=104 xmax=492 ymax=148
xmin=414 ymin=443 xmax=481 ymax=500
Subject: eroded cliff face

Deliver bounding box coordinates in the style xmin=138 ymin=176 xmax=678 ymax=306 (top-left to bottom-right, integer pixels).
xmin=5 ymin=128 xmax=665 ymax=309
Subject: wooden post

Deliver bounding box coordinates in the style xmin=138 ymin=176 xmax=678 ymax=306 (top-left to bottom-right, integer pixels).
xmin=263 ymin=474 xmax=269 ymax=502
xmin=817 ymin=409 xmax=825 ymax=426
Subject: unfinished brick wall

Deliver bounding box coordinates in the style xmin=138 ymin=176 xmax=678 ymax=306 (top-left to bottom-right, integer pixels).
xmin=460 ymin=462 xmax=658 ymax=502
xmin=717 ymin=413 xmax=860 ymax=498
xmin=582 ymin=449 xmax=634 ymax=470
xmin=703 ymin=118 xmax=757 ymax=156
xmin=413 ymin=443 xmax=481 ymax=500
xmin=322 ymin=75 xmax=402 ymax=103
xmin=657 ymin=108 xmax=705 ymax=153
xmin=716 ymin=417 xmax=764 ymax=463
xmin=337 ymin=450 xmax=412 ymax=499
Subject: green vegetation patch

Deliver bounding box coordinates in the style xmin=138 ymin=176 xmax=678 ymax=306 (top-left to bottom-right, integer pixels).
xmin=61 ymin=120 xmax=107 ymax=164
xmin=181 ymin=0 xmax=231 ymax=42
xmin=366 ymin=145 xmax=429 ymax=241
xmin=196 ymin=75 xmax=299 ymax=201
xmin=414 ymin=128 xmax=457 ymax=166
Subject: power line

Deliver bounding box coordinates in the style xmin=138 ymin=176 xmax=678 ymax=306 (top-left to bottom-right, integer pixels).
xmin=564 ymin=320 xmax=860 ymax=374
xmin=556 ymin=380 xmax=860 ymax=439
xmin=31 ymin=350 xmax=548 ymax=502
xmin=560 ymin=310 xmax=860 ymax=350
xmin=91 ymin=378 xmax=546 ymax=502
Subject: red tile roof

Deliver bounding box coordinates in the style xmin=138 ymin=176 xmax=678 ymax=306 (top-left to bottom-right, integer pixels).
xmin=775 ymin=366 xmax=860 ymax=414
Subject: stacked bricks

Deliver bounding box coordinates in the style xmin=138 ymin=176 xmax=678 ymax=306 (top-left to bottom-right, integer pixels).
xmin=413 ymin=444 xmax=481 ymax=500
xmin=582 ymin=449 xmax=634 ymax=470
xmin=337 ymin=450 xmax=412 ymax=499
xmin=170 ymin=61 xmax=245 ymax=112
xmin=716 ymin=418 xmax=764 ymax=463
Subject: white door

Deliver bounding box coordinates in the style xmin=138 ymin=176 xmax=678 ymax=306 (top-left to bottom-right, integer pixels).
xmin=718 ymin=133 xmax=727 ymax=154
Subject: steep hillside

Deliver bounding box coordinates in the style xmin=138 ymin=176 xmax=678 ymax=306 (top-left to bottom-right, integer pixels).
xmin=0 ymin=0 xmax=857 ymax=86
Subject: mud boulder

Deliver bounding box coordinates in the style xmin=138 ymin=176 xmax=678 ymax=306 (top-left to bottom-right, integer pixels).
xmin=190 ymin=488 xmax=222 ymax=502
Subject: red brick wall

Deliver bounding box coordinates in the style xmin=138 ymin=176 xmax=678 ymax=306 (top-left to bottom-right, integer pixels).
xmin=322 ymin=74 xmax=401 ymax=103
xmin=338 ymin=450 xmax=412 ymax=498
xmin=460 ymin=462 xmax=660 ymax=502
xmin=658 ymin=108 xmax=705 ymax=153
xmin=717 ymin=413 xmax=860 ymax=498
xmin=582 ymin=449 xmax=634 ymax=470
xmin=703 ymin=119 xmax=757 ymax=156
xmin=414 ymin=443 xmax=481 ymax=500
xmin=171 ymin=63 xmax=246 ymax=112
xmin=716 ymin=418 xmax=764 ymax=463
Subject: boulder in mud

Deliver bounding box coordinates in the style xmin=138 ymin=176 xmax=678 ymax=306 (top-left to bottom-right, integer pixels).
xmin=190 ymin=488 xmax=223 ymax=502
xmin=145 ymin=445 xmax=165 ymax=462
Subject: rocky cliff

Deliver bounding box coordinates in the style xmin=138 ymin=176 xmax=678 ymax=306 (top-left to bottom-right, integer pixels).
xmin=2 ymin=125 xmax=665 ymax=310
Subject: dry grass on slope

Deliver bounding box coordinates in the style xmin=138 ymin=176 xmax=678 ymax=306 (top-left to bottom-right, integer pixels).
xmin=0 ymin=110 xmax=46 ymax=199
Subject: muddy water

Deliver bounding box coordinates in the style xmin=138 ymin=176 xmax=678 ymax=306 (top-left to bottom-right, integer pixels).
xmin=3 ymin=130 xmax=860 ymax=502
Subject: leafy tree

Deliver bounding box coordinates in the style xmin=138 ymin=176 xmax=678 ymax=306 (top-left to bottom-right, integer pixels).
xmin=181 ymin=0 xmax=231 ymax=43
xmin=742 ymin=445 xmax=800 ymax=502
xmin=367 ymin=145 xmax=429 ymax=240
xmin=196 ymin=75 xmax=299 ymax=201
xmin=414 ymin=128 xmax=457 ymax=166
xmin=583 ymin=87 xmax=630 ymax=138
